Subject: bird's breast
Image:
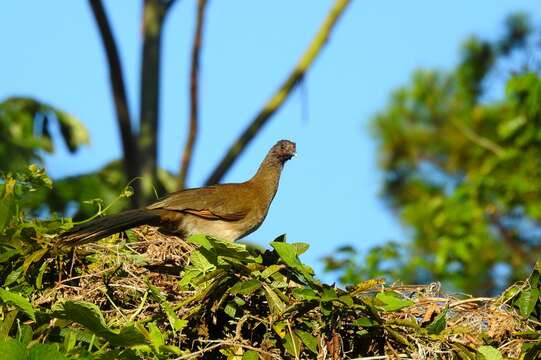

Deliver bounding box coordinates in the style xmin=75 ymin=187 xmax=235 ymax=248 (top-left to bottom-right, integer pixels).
xmin=179 ymin=213 xmax=259 ymax=242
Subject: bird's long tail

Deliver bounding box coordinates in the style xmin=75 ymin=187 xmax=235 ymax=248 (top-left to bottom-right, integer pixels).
xmin=58 ymin=209 xmax=161 ymax=247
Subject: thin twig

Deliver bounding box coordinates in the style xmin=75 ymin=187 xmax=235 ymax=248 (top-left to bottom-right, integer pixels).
xmin=174 ymin=342 xmax=223 ymax=359
xmin=200 ymin=340 xmax=280 ymax=359
xmin=88 ymin=0 xmax=140 ymax=206
xmin=205 ymin=0 xmax=352 ymax=185
xmin=451 ymin=119 xmax=504 ymax=157
xmin=349 ymin=355 xmax=411 ymax=360
xmin=287 ymin=319 xmax=299 ymax=360
xmin=178 ymin=0 xmax=208 ymax=189
xmin=174 ymin=340 xmax=279 ymax=359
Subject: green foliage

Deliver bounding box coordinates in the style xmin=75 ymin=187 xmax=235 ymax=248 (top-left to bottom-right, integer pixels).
xmin=1 ymin=138 xmax=540 ymax=358
xmin=0 ymin=169 xmax=539 ymax=358
xmin=325 ymin=13 xmax=541 ymax=295
xmin=0 ymin=96 xmax=181 ymax=220
xmin=0 ymin=97 xmax=88 ymax=173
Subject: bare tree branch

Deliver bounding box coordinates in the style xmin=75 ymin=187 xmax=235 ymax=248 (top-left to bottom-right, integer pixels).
xmin=178 ymin=0 xmax=208 ymax=189
xmin=204 ymin=0 xmax=352 ymax=186
xmin=88 ymin=0 xmax=140 ymax=206
xmin=138 ymin=0 xmax=171 ymax=203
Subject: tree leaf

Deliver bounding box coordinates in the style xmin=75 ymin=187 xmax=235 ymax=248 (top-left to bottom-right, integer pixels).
xmin=4 ymin=267 xmax=23 ymax=287
xmin=297 ymin=330 xmax=318 ymax=354
xmin=262 ymin=283 xmax=286 ymax=315
xmin=261 ymin=264 xmax=283 ymax=279
xmin=426 ymin=308 xmax=447 ymax=334
xmin=283 ymin=329 xmax=302 ymax=358
xmin=147 ymin=322 xmax=165 ymax=349
xmin=515 ymin=287 xmax=540 ymax=317
xmin=321 ymin=287 xmax=338 ymax=302
xmin=224 ymin=302 xmax=237 ymax=318
xmin=354 ymin=317 xmax=378 ymax=327
xmin=148 ymin=283 xmax=187 ymax=333
xmin=270 ymin=241 xmax=315 ymax=283
xmin=477 ymin=345 xmax=504 ymax=360
xmin=0 ymin=337 xmax=26 ymax=360
xmin=292 ymin=288 xmax=319 ymax=301
xmin=292 ymin=242 xmax=309 ymax=255
xmin=243 ymin=350 xmax=259 ymax=360
xmin=229 ymin=279 xmax=261 ymax=296
xmin=0 ymin=288 xmax=35 ymax=321
xmin=28 ymin=343 xmax=68 ymax=360
xmin=53 ymin=301 xmax=147 ymax=347
xmin=375 ymin=292 xmax=414 ymax=312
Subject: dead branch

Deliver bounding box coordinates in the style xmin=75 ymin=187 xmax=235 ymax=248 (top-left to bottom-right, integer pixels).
xmin=178 ymin=0 xmax=209 ymax=189
xmin=88 ymin=0 xmax=140 ymax=206
xmin=204 ymin=0 xmax=352 ymax=186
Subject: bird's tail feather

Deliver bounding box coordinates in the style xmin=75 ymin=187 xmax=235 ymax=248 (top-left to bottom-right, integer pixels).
xmin=58 ymin=209 xmax=161 ymax=247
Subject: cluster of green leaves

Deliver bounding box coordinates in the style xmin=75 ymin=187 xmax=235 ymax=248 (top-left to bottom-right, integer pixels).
xmin=0 ymin=96 xmax=180 ymax=220
xmin=325 ymin=13 xmax=541 ymax=295
xmin=0 ymin=97 xmax=88 ymax=174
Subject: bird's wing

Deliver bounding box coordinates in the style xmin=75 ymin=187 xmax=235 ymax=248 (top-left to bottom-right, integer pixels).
xmin=146 ymin=184 xmax=250 ymax=221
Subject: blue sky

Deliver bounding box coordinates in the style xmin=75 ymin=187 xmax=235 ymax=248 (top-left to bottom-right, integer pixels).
xmin=2 ymin=1 xmax=540 ymax=279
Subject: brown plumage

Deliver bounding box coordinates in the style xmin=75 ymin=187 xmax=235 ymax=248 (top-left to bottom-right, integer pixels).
xmin=59 ymin=140 xmax=296 ymax=246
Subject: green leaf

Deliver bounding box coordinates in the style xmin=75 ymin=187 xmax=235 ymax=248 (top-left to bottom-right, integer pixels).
xmin=29 ymin=343 xmax=68 ymax=360
xmin=426 ymin=308 xmax=447 ymax=334
xmin=262 ymin=283 xmax=286 ymax=315
xmin=229 ymin=279 xmax=261 ymax=296
xmin=261 ymin=264 xmax=283 ymax=279
xmin=53 ymin=301 xmax=147 ymax=347
xmin=147 ymin=322 xmax=165 ymax=349
xmin=292 ymin=242 xmax=309 ymax=255
xmin=189 ymin=250 xmax=216 ymax=273
xmin=0 ymin=310 xmax=18 ymax=338
xmin=297 ymin=330 xmax=318 ymax=354
xmin=477 ymin=345 xmax=503 ymax=360
xmin=338 ymin=295 xmax=354 ymax=306
xmin=292 ymin=288 xmax=319 ymax=301
xmin=53 ymin=109 xmax=90 ymax=152
xmin=0 ymin=288 xmax=35 ymax=321
xmin=243 ymin=350 xmax=259 ymax=360
xmin=375 ymin=291 xmax=414 ymax=312
xmin=188 ymin=235 xmax=251 ymax=260
xmin=16 ymin=323 xmax=32 ymax=346
xmin=283 ymin=329 xmax=302 ymax=358
xmin=148 ymin=283 xmax=187 ymax=333
xmin=211 ymin=238 xmax=251 ymax=259
xmin=224 ymin=302 xmax=237 ymax=318
xmin=22 ymin=248 xmax=48 ymax=273
xmin=354 ymin=317 xmax=378 ymax=327
xmin=515 ymin=287 xmax=540 ymax=317
xmin=270 ymin=241 xmax=315 ymax=282
xmin=187 ymin=234 xmax=213 ymax=249
xmin=320 ymin=301 xmax=332 ymax=316
xmin=4 ymin=267 xmax=23 ymax=287
xmin=0 ymin=337 xmax=26 ymax=360
xmin=321 ymin=287 xmax=338 ymax=302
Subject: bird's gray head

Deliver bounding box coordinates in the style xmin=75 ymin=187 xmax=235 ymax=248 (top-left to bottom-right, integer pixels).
xmin=270 ymin=140 xmax=296 ymax=163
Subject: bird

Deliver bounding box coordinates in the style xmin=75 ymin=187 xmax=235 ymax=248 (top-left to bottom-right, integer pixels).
xmin=58 ymin=140 xmax=296 ymax=246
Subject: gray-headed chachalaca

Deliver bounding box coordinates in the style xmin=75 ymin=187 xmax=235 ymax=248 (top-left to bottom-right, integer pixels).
xmin=59 ymin=140 xmax=296 ymax=246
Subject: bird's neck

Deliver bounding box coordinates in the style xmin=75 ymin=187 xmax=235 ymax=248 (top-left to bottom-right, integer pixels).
xmin=251 ymin=154 xmax=283 ymax=202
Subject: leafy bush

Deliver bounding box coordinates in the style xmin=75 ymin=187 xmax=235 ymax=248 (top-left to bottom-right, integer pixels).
xmin=0 ymin=168 xmax=540 ymax=359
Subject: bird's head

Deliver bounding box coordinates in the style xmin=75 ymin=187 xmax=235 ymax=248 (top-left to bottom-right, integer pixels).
xmin=271 ymin=140 xmax=296 ymax=163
